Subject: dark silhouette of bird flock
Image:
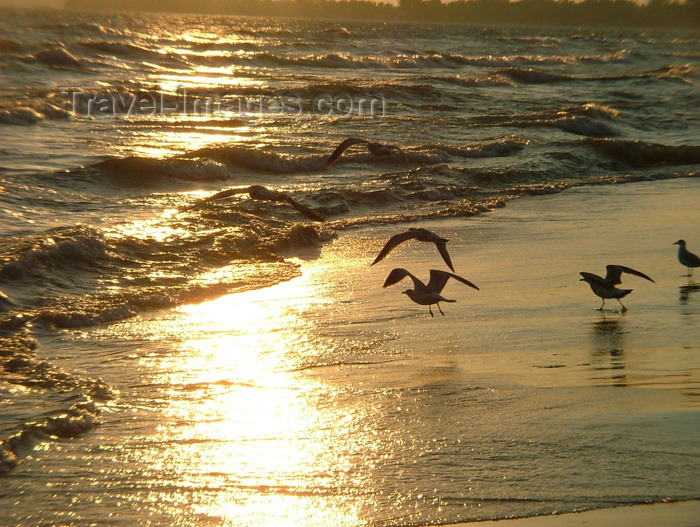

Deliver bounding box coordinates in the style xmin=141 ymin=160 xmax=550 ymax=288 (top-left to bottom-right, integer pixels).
xmin=180 ymin=137 xmax=700 ymax=317
xmin=371 ymin=228 xmax=479 ymax=317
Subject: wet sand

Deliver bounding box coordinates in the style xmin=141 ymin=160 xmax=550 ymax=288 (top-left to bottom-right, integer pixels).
xmin=457 ymin=499 xmax=700 ymax=526
xmin=301 ymin=176 xmax=700 ymax=523
xmin=4 ymin=177 xmax=698 ymax=526
xmin=314 ymin=177 xmax=700 ymax=391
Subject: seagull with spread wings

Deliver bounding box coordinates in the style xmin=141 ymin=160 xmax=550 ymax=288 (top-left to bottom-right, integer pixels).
xmin=383 ymin=268 xmax=479 ymax=317
xmin=579 ymin=264 xmax=655 ymax=312
xmin=371 ymin=228 xmax=454 ymax=271
xmin=325 ymin=137 xmax=404 ymax=168
xmin=179 ymin=184 xmax=325 ymax=222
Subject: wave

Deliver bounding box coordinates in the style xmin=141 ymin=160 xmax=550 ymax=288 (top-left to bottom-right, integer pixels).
xmin=495 ymin=64 xmax=694 ymax=86
xmin=0 ymin=225 xmax=112 ymax=283
xmin=0 ymin=401 xmax=101 ymax=476
xmin=417 ymin=73 xmax=515 ymax=88
xmin=0 ymin=327 xmax=115 ymax=476
xmin=433 ymin=137 xmax=528 ymax=158
xmin=472 ymin=103 xmax=619 ymax=137
xmin=181 ymin=145 xmax=328 ymax=173
xmin=281 ymin=80 xmax=443 ymax=102
xmin=0 ymin=107 xmax=43 ymax=125
xmin=0 ymin=39 xmax=24 ymax=54
xmin=216 ymin=51 xmax=626 ymax=71
xmin=497 ymin=67 xmax=574 ymax=84
xmin=78 ymin=39 xmax=150 ymax=56
xmin=76 ymin=156 xmax=230 ymax=187
xmin=652 ymin=64 xmax=694 ymax=84
xmin=0 ymin=217 xmax=316 ymax=329
xmin=0 ymin=103 xmax=69 ymax=125
xmin=583 ymin=139 xmax=700 ymax=168
xmin=0 ymin=291 xmax=15 ymax=313
xmin=33 ymin=46 xmax=84 ymax=69
xmin=54 ymin=138 xmax=531 ymax=190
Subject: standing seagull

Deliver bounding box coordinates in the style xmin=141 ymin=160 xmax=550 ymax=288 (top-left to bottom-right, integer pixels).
xmin=326 ymin=137 xmax=403 ymax=168
xmin=372 ymin=228 xmax=455 ymax=271
xmin=673 ymin=239 xmax=700 ymax=276
xmin=179 ymin=185 xmax=325 ymax=222
xmin=579 ymin=264 xmax=655 ymax=312
xmin=384 ymin=268 xmax=479 ymax=317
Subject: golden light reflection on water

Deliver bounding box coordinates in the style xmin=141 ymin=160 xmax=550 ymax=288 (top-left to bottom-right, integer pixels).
xmin=137 ymin=270 xmax=366 ymax=526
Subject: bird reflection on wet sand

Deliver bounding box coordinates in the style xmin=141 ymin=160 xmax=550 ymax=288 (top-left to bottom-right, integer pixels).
xmin=589 ymin=317 xmax=628 ymax=387
xmin=679 ymin=284 xmax=700 ymax=304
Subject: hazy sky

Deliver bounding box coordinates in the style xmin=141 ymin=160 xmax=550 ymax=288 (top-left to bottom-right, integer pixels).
xmin=0 ymin=0 xmax=656 ymax=9
xmin=0 ymin=0 xmax=66 ymax=6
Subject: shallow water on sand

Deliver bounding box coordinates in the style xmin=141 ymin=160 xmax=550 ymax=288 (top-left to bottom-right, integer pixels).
xmin=2 ymin=178 xmax=699 ymax=526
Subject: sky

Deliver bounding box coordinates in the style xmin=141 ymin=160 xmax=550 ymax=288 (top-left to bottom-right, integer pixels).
xmin=0 ymin=0 xmax=66 ymax=6
xmin=0 ymin=0 xmax=663 ymax=12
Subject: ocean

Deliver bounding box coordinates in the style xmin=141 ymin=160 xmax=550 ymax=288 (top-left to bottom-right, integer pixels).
xmin=1 ymin=8 xmax=699 ymax=526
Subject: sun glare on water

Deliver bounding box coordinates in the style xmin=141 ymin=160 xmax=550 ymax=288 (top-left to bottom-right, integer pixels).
xmin=127 ymin=268 xmax=367 ymax=526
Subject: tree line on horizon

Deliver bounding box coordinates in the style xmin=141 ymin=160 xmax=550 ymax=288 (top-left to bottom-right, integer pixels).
xmin=64 ymin=0 xmax=700 ymax=28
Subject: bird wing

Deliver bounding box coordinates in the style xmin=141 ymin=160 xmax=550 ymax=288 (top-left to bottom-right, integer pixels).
xmin=580 ymin=272 xmax=609 ymax=287
xmin=180 ymin=187 xmax=249 ymax=212
xmin=435 ymin=241 xmax=455 ymax=272
xmin=283 ymin=195 xmax=326 ymax=222
xmin=605 ymin=265 xmax=655 ymax=285
xmin=371 ymin=230 xmax=418 ymax=266
xmin=426 ymin=270 xmax=479 ymax=294
xmin=326 ymin=137 xmax=369 ymax=168
xmin=383 ymin=268 xmax=423 ymax=289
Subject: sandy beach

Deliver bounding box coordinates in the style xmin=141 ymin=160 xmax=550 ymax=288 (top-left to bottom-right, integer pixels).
xmin=281 ymin=176 xmax=700 ymax=524
xmin=459 ymin=500 xmax=700 ymax=526
xmin=3 ymin=177 xmax=699 ymax=526
xmin=305 ymin=177 xmax=700 ymax=391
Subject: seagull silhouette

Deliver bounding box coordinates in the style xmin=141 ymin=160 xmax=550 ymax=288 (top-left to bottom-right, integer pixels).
xmin=383 ymin=268 xmax=479 ymax=317
xmin=579 ymin=264 xmax=654 ymax=312
xmin=371 ymin=228 xmax=455 ymax=271
xmin=673 ymin=239 xmax=700 ymax=277
xmin=326 ymin=137 xmax=404 ymax=168
xmin=180 ymin=185 xmax=325 ymax=222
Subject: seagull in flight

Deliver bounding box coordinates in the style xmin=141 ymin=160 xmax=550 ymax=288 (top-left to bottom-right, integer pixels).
xmin=673 ymin=239 xmax=700 ymax=277
xmin=371 ymin=228 xmax=455 ymax=271
xmin=383 ymin=268 xmax=479 ymax=317
xmin=180 ymin=185 xmax=325 ymax=222
xmin=326 ymin=137 xmax=404 ymax=168
xmin=579 ymin=264 xmax=654 ymax=312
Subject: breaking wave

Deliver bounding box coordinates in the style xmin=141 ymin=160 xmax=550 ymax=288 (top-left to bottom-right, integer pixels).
xmin=583 ymin=139 xmax=700 ymax=168
xmin=33 ymin=46 xmax=84 ymax=69
xmin=0 ymin=328 xmax=115 ymax=476
xmin=472 ymin=103 xmax=620 ymax=137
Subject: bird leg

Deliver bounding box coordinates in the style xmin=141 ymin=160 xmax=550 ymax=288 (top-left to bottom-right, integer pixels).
xmin=617 ymin=299 xmax=628 ymax=312
xmin=596 ymin=299 xmax=606 ymax=311
xmin=428 ymin=305 xmax=434 ymax=317
xmin=437 ymin=303 xmax=445 ymax=316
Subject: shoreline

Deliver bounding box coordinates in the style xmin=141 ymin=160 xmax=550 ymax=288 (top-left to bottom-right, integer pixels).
xmin=302 ymin=176 xmax=700 ymax=524
xmin=452 ymin=500 xmax=700 ymax=526
xmin=3 ymin=177 xmax=698 ymax=526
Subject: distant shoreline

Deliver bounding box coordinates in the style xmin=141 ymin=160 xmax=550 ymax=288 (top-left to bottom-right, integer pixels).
xmin=60 ymin=0 xmax=700 ymax=29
